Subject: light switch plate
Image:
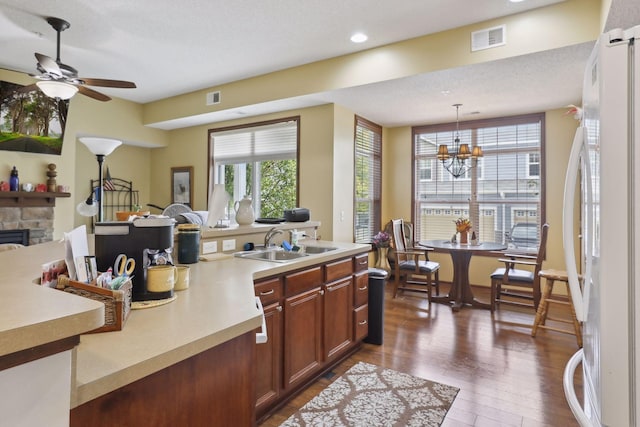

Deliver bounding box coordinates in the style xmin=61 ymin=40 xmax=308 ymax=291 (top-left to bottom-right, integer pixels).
xmin=202 ymin=241 xmax=217 ymax=254
xmin=222 ymin=239 xmax=236 ymax=251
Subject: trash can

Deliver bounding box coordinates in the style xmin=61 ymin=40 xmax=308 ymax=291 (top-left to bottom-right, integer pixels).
xmin=364 ymin=268 xmax=388 ymax=345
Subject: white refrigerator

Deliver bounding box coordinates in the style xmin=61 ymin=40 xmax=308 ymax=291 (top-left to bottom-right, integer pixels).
xmin=562 ymin=26 xmax=640 ymax=426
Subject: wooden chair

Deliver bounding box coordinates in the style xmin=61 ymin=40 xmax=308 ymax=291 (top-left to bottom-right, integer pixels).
xmin=389 ymin=219 xmax=440 ymax=300
xmin=490 ymin=223 xmax=549 ymax=312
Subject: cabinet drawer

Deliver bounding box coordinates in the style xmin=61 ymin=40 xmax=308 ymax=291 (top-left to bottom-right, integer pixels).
xmin=325 ymin=258 xmax=353 ymax=282
xmin=354 ymin=304 xmax=369 ymax=342
xmin=354 ymin=253 xmax=369 ymax=273
xmin=254 ymin=277 xmax=283 ymax=305
xmin=285 ymin=267 xmax=323 ymax=296
xmin=354 ymin=272 xmax=369 ymax=307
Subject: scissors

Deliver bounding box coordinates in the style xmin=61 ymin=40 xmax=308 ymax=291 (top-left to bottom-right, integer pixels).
xmin=114 ymin=254 xmax=135 ymax=277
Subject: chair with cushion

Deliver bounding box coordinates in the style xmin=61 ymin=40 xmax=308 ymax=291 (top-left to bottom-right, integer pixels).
xmin=389 ymin=218 xmax=440 ymax=300
xmin=490 ymin=223 xmax=549 ymax=312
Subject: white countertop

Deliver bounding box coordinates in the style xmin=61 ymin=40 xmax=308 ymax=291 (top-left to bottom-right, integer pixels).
xmin=0 ymin=241 xmax=105 ymax=357
xmin=0 ymin=237 xmax=369 ymax=408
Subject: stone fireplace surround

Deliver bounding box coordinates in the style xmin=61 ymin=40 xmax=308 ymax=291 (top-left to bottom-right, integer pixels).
xmin=0 ymin=191 xmax=70 ymax=245
xmin=0 ymin=206 xmax=53 ymax=245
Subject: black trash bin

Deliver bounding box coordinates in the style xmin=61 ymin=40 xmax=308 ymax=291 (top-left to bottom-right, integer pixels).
xmin=364 ymin=267 xmax=388 ymax=345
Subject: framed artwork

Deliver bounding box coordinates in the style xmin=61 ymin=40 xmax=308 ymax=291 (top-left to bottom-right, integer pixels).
xmin=0 ymin=80 xmax=69 ymax=155
xmin=171 ymin=166 xmax=193 ymax=207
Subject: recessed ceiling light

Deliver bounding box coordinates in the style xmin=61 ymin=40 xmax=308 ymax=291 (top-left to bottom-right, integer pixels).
xmin=509 ymin=0 xmax=526 ymax=2
xmin=350 ymin=33 xmax=368 ymax=43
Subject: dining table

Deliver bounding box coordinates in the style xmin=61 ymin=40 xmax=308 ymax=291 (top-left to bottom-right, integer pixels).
xmin=419 ymin=239 xmax=507 ymax=311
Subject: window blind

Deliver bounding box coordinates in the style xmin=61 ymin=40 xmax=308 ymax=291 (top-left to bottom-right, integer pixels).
xmin=354 ymin=116 xmax=382 ymax=244
xmin=211 ymin=120 xmax=297 ymax=164
xmin=413 ymin=113 xmax=545 ymax=248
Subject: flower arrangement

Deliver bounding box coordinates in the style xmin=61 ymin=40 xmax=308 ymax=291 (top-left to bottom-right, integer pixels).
xmin=372 ymin=231 xmax=391 ymax=248
xmin=454 ymin=217 xmax=472 ymax=233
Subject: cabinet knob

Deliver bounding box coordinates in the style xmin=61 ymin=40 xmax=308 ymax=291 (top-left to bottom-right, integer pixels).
xmin=277 ymin=305 xmax=283 ymax=312
xmin=319 ymin=289 xmax=325 ymax=296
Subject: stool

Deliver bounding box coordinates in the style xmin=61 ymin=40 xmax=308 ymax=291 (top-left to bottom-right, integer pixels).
xmin=531 ymin=269 xmax=582 ymax=347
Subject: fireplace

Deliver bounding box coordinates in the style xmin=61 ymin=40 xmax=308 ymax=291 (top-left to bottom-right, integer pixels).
xmin=0 ymin=229 xmax=30 ymax=246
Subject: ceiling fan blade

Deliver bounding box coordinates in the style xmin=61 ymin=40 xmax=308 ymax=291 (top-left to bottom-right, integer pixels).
xmin=79 ymin=78 xmax=137 ymax=89
xmin=77 ymin=85 xmax=111 ymax=102
xmin=15 ymin=84 xmax=38 ymax=94
xmin=35 ymin=53 xmax=63 ymax=77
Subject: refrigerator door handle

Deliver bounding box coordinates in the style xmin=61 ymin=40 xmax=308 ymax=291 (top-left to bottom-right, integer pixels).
xmin=564 ymin=349 xmax=593 ymax=426
xmin=563 ymin=126 xmax=587 ymax=321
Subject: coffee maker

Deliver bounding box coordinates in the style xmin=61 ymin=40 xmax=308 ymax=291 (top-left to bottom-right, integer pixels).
xmin=95 ymin=217 xmax=175 ymax=301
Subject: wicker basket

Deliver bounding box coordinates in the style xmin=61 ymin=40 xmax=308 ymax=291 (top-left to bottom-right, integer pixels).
xmin=58 ymin=275 xmax=132 ymax=333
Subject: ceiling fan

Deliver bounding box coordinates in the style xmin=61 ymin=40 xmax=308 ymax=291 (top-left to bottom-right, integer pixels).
xmin=18 ymin=17 xmax=136 ymax=102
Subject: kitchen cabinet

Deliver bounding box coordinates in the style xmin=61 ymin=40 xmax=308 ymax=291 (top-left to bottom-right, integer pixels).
xmin=283 ymin=267 xmax=323 ymax=390
xmin=254 ymin=252 xmax=369 ymax=422
xmin=254 ymin=277 xmax=283 ymax=416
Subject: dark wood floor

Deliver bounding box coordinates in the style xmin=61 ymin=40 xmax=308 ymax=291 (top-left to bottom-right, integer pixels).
xmin=258 ymin=283 xmax=583 ymax=427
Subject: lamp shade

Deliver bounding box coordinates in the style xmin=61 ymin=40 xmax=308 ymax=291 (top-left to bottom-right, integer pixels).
xmin=458 ymin=144 xmax=471 ymax=159
xmin=77 ymin=197 xmax=99 ymax=217
xmin=437 ymin=144 xmax=450 ymax=160
xmin=79 ymin=137 xmax=122 ymax=156
xmin=36 ymin=81 xmax=78 ymax=100
xmin=472 ymin=146 xmax=484 ymax=158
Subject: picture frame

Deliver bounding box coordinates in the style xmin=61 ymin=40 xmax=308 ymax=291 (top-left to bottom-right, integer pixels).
xmin=171 ymin=166 xmax=193 ymax=207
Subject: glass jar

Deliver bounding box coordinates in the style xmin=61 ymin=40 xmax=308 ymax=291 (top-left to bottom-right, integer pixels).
xmin=177 ymin=224 xmax=201 ymax=264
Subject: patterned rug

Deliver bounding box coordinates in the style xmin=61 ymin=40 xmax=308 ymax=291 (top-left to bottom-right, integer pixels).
xmin=279 ymin=361 xmax=459 ymax=427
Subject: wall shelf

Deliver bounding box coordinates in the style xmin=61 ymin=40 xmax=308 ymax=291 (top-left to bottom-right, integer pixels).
xmin=0 ymin=191 xmax=70 ymax=208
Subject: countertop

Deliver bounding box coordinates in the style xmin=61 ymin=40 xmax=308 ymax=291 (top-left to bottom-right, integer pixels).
xmin=0 ymin=241 xmax=105 ymax=357
xmin=0 ymin=237 xmax=369 ymax=408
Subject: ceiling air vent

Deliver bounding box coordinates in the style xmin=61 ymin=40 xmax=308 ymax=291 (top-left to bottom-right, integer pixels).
xmin=206 ymin=91 xmax=221 ymax=106
xmin=471 ymin=25 xmax=506 ymax=52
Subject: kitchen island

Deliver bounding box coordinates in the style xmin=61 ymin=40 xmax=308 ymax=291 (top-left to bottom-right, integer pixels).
xmin=0 ymin=236 xmax=369 ymax=426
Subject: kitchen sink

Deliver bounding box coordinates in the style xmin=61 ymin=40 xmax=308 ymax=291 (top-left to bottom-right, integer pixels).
xmin=234 ymin=249 xmax=309 ymax=262
xmin=302 ymin=246 xmax=338 ymax=254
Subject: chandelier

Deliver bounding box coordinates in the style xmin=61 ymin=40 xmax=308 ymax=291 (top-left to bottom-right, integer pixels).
xmin=437 ymin=104 xmax=483 ymax=178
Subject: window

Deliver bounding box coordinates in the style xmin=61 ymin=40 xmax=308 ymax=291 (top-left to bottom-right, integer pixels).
xmin=527 ymin=152 xmax=540 ymax=178
xmin=412 ymin=113 xmax=545 ymax=250
xmin=209 ymin=117 xmax=299 ymax=221
xmin=354 ymin=116 xmax=382 ymax=244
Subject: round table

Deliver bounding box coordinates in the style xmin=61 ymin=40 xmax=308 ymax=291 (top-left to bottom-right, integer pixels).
xmin=419 ymin=240 xmax=507 ymax=311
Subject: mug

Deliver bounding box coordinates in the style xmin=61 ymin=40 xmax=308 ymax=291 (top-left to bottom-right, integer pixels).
xmin=146 ymin=265 xmax=176 ymax=292
xmin=22 ymin=183 xmax=33 ymax=192
xmin=175 ymin=265 xmax=190 ymax=291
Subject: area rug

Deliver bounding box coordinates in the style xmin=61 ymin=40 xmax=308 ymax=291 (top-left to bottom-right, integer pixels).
xmin=279 ymin=361 xmax=459 ymax=427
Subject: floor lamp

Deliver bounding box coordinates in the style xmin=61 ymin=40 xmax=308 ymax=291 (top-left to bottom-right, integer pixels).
xmin=78 ymin=137 xmax=122 ymax=223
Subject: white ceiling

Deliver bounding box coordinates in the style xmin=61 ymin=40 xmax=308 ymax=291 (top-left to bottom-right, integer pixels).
xmin=0 ymin=0 xmax=637 ymax=129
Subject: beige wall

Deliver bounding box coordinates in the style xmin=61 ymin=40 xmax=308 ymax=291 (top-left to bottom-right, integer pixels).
xmin=142 ymin=0 xmax=601 ymax=127
xmin=381 ymin=108 xmax=579 ymax=288
xmin=0 ymin=69 xmax=166 ymax=239
xmin=150 ymin=104 xmax=355 ymax=241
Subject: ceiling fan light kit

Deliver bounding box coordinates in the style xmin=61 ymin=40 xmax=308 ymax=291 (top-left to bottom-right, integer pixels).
xmin=35 ymin=80 xmax=78 ymax=99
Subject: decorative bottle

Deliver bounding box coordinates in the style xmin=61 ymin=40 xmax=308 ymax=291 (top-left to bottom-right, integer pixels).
xmin=9 ymin=166 xmax=19 ymax=192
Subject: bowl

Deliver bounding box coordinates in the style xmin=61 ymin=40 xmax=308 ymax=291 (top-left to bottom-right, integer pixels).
xmin=115 ymin=211 xmax=150 ymax=221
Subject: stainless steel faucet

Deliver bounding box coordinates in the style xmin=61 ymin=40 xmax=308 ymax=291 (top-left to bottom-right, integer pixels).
xmin=264 ymin=227 xmax=284 ymax=248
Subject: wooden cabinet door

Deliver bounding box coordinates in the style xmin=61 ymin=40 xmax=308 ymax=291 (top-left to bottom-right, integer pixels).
xmin=324 ymin=277 xmax=354 ymax=361
xmin=283 ymin=287 xmax=323 ymax=390
xmin=255 ymin=301 xmax=282 ymax=417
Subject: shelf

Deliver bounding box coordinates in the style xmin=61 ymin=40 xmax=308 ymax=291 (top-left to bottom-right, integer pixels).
xmin=0 ymin=191 xmax=71 ymax=208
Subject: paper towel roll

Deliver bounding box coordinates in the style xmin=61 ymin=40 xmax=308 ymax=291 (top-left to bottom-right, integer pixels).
xmin=206 ymin=184 xmax=230 ymax=228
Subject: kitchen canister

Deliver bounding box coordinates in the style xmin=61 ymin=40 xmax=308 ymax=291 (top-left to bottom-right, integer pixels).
xmin=177 ymin=224 xmax=201 ymax=264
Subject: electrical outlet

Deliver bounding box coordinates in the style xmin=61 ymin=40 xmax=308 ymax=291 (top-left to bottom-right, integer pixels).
xmin=202 ymin=241 xmax=217 ymax=254
xmin=222 ymin=239 xmax=236 ymax=251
